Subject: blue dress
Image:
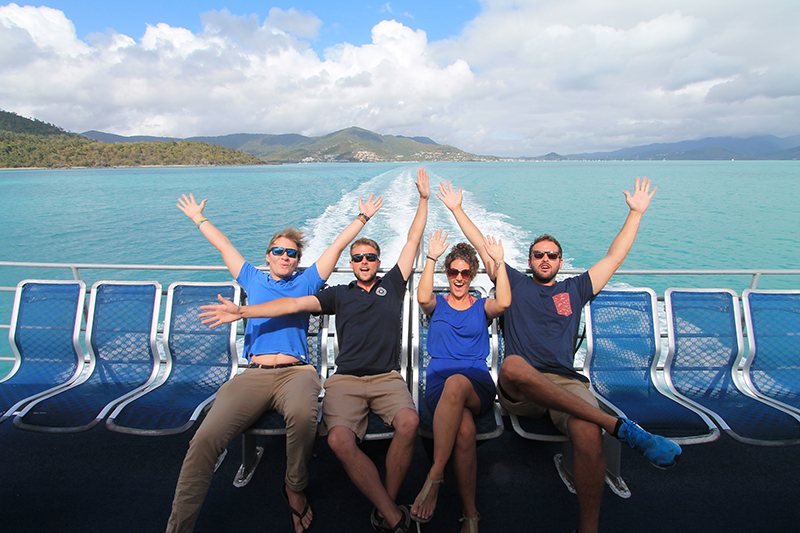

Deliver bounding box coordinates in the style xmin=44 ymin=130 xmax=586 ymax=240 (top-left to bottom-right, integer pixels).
xmin=425 ymin=294 xmax=497 ymax=414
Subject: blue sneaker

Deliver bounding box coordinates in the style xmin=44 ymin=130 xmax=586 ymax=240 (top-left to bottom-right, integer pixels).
xmin=616 ymin=418 xmax=682 ymax=469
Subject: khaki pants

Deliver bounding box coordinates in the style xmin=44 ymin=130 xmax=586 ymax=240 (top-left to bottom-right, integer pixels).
xmin=497 ymin=372 xmax=598 ymax=435
xmin=166 ymin=365 xmax=321 ymax=533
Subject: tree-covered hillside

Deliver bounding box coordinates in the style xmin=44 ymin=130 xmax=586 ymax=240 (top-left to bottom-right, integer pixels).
xmin=0 ymin=110 xmax=264 ymax=168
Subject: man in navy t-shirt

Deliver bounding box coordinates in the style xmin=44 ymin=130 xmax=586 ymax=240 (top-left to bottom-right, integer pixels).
xmin=436 ymin=177 xmax=681 ymax=533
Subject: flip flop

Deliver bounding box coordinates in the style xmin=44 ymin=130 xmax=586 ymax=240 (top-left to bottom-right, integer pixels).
xmin=281 ymin=484 xmax=314 ymax=532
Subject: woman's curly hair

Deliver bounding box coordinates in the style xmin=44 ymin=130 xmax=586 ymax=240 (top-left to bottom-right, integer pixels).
xmin=444 ymin=242 xmax=479 ymax=279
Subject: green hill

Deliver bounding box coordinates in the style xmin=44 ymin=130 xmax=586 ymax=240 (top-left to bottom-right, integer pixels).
xmin=236 ymin=127 xmax=487 ymax=162
xmin=85 ymin=126 xmax=492 ymax=163
xmin=0 ymin=110 xmax=264 ymax=168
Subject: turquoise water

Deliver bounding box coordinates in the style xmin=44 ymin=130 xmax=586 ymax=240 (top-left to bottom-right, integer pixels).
xmin=2 ymin=161 xmax=799 ymax=366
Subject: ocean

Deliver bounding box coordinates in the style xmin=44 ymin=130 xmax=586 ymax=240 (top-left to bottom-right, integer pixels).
xmin=1 ymin=161 xmax=799 ymax=364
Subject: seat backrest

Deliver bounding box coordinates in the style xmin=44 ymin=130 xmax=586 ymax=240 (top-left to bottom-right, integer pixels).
xmin=664 ymin=289 xmax=744 ymax=399
xmin=583 ymin=288 xmax=661 ymax=406
xmin=1 ymin=280 xmax=86 ymax=421
xmin=742 ymin=290 xmax=800 ymax=411
xmin=163 ymin=282 xmax=239 ymax=386
xmin=87 ymin=281 xmax=162 ymax=392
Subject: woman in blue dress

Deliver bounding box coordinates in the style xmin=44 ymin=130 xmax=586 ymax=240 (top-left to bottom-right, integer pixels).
xmin=410 ymin=226 xmax=510 ymax=533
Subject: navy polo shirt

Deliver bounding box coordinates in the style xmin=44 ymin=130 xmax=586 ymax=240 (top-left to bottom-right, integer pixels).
xmin=315 ymin=264 xmax=407 ymax=376
xmin=500 ymin=266 xmax=594 ymax=381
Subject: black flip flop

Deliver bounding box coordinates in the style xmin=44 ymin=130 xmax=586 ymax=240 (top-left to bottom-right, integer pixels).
xmin=281 ymin=484 xmax=314 ymax=532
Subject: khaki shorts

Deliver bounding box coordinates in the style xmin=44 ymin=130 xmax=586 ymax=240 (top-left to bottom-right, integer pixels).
xmin=319 ymin=370 xmax=416 ymax=440
xmin=497 ymin=372 xmax=598 ymax=436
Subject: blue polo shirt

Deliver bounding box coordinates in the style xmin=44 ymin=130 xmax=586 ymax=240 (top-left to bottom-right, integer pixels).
xmin=315 ymin=264 xmax=407 ymax=376
xmin=236 ymin=261 xmax=325 ymax=362
xmin=500 ymin=266 xmax=594 ymax=381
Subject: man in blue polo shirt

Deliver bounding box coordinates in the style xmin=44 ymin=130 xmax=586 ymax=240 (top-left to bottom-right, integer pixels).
xmin=169 ymin=191 xmax=382 ymax=533
xmin=199 ymin=168 xmax=431 ymax=533
xmin=436 ymin=177 xmax=681 ymax=533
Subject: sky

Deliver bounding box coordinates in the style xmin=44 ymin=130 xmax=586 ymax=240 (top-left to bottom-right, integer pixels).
xmin=1 ymin=0 xmax=799 ymax=156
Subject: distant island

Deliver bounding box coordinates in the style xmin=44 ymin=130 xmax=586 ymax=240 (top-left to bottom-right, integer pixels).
xmin=509 ymin=136 xmax=800 ymax=161
xmin=2 ymin=109 xmax=799 ymax=169
xmin=81 ymin=127 xmax=494 ymax=164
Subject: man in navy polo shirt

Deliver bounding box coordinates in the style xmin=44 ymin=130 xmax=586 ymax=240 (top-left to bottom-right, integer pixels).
xmin=200 ymin=168 xmax=431 ymax=533
xmin=436 ymin=177 xmax=681 ymax=533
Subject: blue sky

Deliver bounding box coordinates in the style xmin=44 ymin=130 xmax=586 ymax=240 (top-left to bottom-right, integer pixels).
xmin=2 ymin=1 xmax=799 ymax=156
xmin=36 ymin=1 xmax=481 ymax=54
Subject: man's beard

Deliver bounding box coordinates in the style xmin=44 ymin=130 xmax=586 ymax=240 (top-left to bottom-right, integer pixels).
xmin=531 ymin=267 xmax=557 ymax=284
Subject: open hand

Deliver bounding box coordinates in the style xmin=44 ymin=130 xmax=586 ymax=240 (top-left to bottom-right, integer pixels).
xmin=415 ymin=168 xmax=431 ymax=200
xmin=359 ymin=194 xmax=383 ymax=218
xmin=198 ymin=294 xmax=241 ymax=328
xmin=623 ymin=177 xmax=657 ymax=215
xmin=436 ymin=181 xmax=463 ymax=212
xmin=177 ymin=193 xmax=207 ymax=223
xmin=427 ymin=229 xmax=450 ymax=260
xmin=482 ymin=234 xmax=504 ymax=264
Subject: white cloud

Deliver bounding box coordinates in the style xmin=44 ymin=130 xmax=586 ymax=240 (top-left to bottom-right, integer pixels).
xmin=1 ymin=1 xmax=799 ymax=155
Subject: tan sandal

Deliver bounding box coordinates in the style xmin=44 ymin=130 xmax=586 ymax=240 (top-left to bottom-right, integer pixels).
xmin=459 ymin=511 xmax=481 ymax=533
xmin=410 ymin=474 xmax=444 ymax=523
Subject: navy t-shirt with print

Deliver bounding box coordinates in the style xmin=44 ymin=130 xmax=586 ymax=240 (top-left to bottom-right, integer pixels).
xmin=501 ymin=266 xmax=594 ymax=381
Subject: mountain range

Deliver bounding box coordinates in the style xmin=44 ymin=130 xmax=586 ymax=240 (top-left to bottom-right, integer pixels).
xmin=83 ymin=129 xmax=800 ymax=162
xmin=548 ymin=135 xmax=800 ymax=161
xmin=82 ymin=128 xmax=491 ymax=163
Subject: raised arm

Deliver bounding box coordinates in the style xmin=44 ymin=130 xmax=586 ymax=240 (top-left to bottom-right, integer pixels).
xmin=482 ymin=235 xmax=511 ymax=319
xmin=587 ymin=177 xmax=657 ymax=294
xmin=437 ymin=181 xmax=497 ymax=280
xmin=314 ymin=194 xmax=383 ymax=279
xmin=177 ymin=193 xmax=245 ymax=278
xmin=396 ymin=168 xmax=430 ymax=279
xmin=199 ymin=293 xmax=322 ymax=328
xmin=418 ymin=229 xmax=450 ymax=316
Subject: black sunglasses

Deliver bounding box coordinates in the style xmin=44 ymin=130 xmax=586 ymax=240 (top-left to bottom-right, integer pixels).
xmin=269 ymin=247 xmax=298 ymax=258
xmin=531 ymin=251 xmax=560 ymax=260
xmin=351 ymin=253 xmax=379 ymax=262
xmin=447 ymin=268 xmax=473 ymax=279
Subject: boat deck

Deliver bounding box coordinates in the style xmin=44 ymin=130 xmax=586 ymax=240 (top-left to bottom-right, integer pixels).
xmin=2 ymin=417 xmax=797 ymax=532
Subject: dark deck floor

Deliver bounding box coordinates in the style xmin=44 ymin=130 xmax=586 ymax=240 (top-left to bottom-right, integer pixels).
xmin=2 ymin=418 xmax=798 ymax=532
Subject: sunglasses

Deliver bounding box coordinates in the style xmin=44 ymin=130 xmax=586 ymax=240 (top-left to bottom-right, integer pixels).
xmin=269 ymin=247 xmax=298 ymax=258
xmin=531 ymin=251 xmax=560 ymax=260
xmin=447 ymin=268 xmax=473 ymax=279
xmin=351 ymin=253 xmax=379 ymax=262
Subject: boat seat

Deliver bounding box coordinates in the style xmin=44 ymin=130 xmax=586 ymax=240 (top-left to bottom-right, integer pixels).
xmin=14 ymin=281 xmax=161 ymax=433
xmin=106 ymin=282 xmax=240 ymax=436
xmin=1 ymin=280 xmax=86 ymax=424
xmin=663 ymin=289 xmax=800 ymax=446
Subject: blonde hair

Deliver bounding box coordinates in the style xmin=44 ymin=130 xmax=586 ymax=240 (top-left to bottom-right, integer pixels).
xmin=267 ymin=227 xmax=307 ymax=261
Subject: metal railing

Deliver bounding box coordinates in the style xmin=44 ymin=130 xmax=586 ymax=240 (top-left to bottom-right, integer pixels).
xmin=2 ymin=260 xmax=799 ymax=367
